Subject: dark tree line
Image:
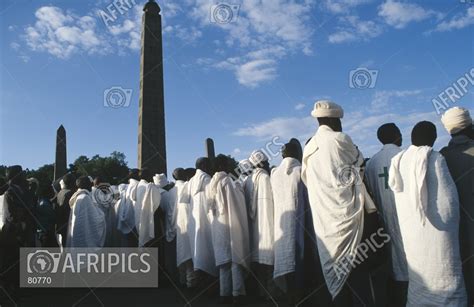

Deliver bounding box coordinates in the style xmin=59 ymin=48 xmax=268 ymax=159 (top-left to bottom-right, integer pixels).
xmin=0 ymin=151 xmax=130 ymax=191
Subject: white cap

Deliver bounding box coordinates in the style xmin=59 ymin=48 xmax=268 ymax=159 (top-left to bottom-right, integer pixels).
xmin=311 ymin=100 xmax=344 ymax=118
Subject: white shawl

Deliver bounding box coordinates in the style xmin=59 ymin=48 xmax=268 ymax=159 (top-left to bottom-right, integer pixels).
xmin=66 ymin=189 xmax=106 ymax=248
xmin=180 ymin=169 xmax=217 ymax=276
xmin=174 ymin=181 xmax=192 ymax=266
xmin=301 ymin=125 xmax=376 ymax=298
xmin=248 ymin=168 xmax=274 ymax=265
xmin=207 ymin=172 xmax=250 ymax=268
xmin=389 ymin=146 xmax=467 ymax=306
xmin=271 ymin=157 xmax=301 ymax=279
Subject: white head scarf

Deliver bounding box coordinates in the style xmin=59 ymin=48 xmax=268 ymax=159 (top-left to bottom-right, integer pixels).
xmin=311 ymin=100 xmax=344 ymax=118
xmin=153 ymin=174 xmax=169 ymax=188
xmin=441 ymin=107 xmax=472 ymax=134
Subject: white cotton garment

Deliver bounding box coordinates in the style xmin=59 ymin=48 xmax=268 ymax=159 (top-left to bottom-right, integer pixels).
xmin=0 ymin=194 xmax=10 ymax=230
xmin=179 ymin=169 xmax=217 ymax=276
xmin=389 ymin=145 xmax=467 ymax=306
xmin=174 ymin=180 xmax=192 ymax=267
xmin=66 ymin=189 xmax=106 ymax=248
xmin=301 ymin=125 xmax=376 ymax=298
xmin=207 ymin=172 xmax=250 ymax=268
xmin=365 ymin=144 xmax=408 ymax=282
xmin=116 ymin=179 xmax=138 ymax=235
xmin=160 ymin=186 xmax=177 ymax=243
xmin=271 ymin=157 xmax=301 ymax=280
xmin=137 ymin=183 xmax=161 ymax=247
xmin=248 ymin=168 xmax=274 ymax=265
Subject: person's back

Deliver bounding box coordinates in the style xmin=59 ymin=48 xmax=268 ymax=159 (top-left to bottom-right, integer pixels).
xmin=67 ymin=177 xmax=106 ymax=248
xmin=389 ymin=121 xmax=466 ymax=306
xmin=440 ymin=106 xmax=474 ymax=304
xmin=180 ymin=158 xmax=216 ymax=277
xmin=365 ymin=123 xmax=408 ymax=299
xmin=271 ymin=142 xmax=302 ymax=288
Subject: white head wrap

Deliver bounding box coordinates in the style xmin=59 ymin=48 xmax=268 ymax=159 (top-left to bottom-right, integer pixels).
xmin=311 ymin=100 xmax=344 ymax=118
xmin=153 ymin=174 xmax=169 ymax=188
xmin=441 ymin=107 xmax=472 ymax=134
xmin=249 ymin=150 xmax=268 ymax=166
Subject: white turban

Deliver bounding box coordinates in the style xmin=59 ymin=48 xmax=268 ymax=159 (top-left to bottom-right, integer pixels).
xmin=153 ymin=174 xmax=169 ymax=188
xmin=441 ymin=107 xmax=472 ymax=134
xmin=249 ymin=150 xmax=268 ymax=166
xmin=311 ymin=100 xmax=344 ymax=118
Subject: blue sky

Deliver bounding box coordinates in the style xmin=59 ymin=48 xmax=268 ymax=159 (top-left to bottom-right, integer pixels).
xmin=1 ymin=0 xmax=473 ymax=176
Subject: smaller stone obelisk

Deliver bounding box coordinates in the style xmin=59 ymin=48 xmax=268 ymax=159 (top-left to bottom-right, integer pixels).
xmin=54 ymin=125 xmax=67 ymax=181
xmin=205 ymin=138 xmax=215 ymax=159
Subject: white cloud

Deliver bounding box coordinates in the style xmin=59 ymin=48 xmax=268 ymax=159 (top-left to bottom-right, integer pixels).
xmin=295 ymin=103 xmax=306 ymax=110
xmin=323 ymin=0 xmax=372 ymax=14
xmin=435 ymin=7 xmax=474 ymax=32
xmin=371 ymin=89 xmax=422 ymax=110
xmin=234 ymin=116 xmax=316 ymax=141
xmin=188 ymin=0 xmax=314 ymax=87
xmin=329 ymin=15 xmax=383 ymax=44
xmin=236 ymin=59 xmax=277 ymax=88
xmin=23 ymin=6 xmax=109 ymax=59
xmin=378 ymin=0 xmax=441 ymax=29
xmin=20 ymin=3 xmax=199 ymax=59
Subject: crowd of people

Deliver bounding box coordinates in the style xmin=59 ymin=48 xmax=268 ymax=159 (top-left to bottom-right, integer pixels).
xmin=0 ymin=101 xmax=472 ymax=307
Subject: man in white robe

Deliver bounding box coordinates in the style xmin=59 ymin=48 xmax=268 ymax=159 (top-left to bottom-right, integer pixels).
xmin=389 ymin=121 xmax=467 ymax=306
xmin=91 ymin=177 xmax=119 ymax=247
xmin=172 ymin=168 xmax=197 ymax=288
xmin=247 ymin=150 xmax=275 ymax=298
xmin=134 ymin=168 xmax=162 ymax=247
xmin=154 ymin=173 xmax=179 ymax=283
xmin=301 ymin=100 xmax=377 ymax=305
xmin=440 ymin=107 xmax=474 ymax=305
xmin=365 ymin=123 xmax=408 ymax=305
xmin=207 ymin=155 xmax=250 ymax=304
xmin=115 ymin=169 xmax=139 ymax=247
xmin=271 ymin=142 xmax=302 ymax=298
xmin=179 ymin=158 xmax=217 ymax=278
xmin=66 ymin=176 xmax=106 ymax=248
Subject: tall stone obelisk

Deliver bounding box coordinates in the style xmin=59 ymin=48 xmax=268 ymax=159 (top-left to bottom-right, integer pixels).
xmin=138 ymin=0 xmax=167 ymax=175
xmin=54 ymin=125 xmax=67 ymax=181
